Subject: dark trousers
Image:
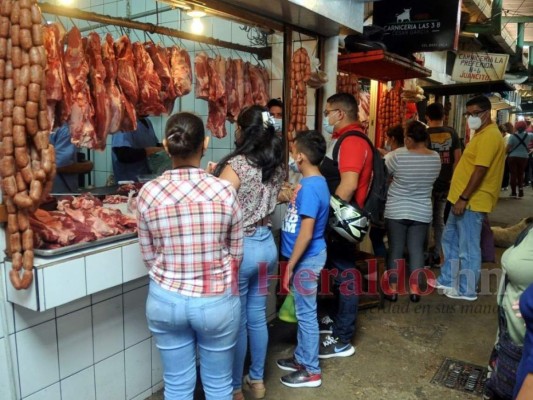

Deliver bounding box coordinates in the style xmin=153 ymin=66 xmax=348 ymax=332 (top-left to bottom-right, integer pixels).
xmin=508 ymin=156 xmax=529 ymax=193
xmin=326 ymin=237 xmax=359 ymax=344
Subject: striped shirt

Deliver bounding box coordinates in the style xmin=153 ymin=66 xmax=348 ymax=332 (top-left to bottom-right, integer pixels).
xmin=384 ymin=149 xmax=441 ymax=223
xmin=137 ymin=168 xmax=243 ymax=297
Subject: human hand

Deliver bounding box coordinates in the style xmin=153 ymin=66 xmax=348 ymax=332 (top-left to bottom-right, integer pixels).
xmin=281 ymin=264 xmax=293 ymax=293
xmin=512 ymin=300 xmax=522 ymax=319
xmin=452 ymin=199 xmax=467 ymax=216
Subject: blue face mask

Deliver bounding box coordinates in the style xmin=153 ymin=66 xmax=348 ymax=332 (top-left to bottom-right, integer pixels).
xmin=322 ymin=118 xmax=335 ymax=135
xmin=273 ymin=118 xmax=282 ymax=133
xmin=288 ymin=156 xmax=299 ymax=173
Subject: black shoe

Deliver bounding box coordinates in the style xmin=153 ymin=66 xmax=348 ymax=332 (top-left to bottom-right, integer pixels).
xmin=519 ymin=189 xmax=524 ymax=198
xmin=280 ymin=369 xmax=322 ymax=388
xmin=318 ymin=315 xmax=334 ymax=334
xmin=318 ymin=335 xmax=355 ymax=359
xmin=511 ymin=192 xmax=517 ymax=197
xmin=277 ymin=357 xmax=304 ymax=372
xmin=384 ymin=293 xmax=398 ymax=302
xmin=410 ymin=294 xmax=421 ymax=303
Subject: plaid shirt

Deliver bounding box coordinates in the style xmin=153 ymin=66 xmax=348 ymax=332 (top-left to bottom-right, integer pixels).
xmin=137 ymin=169 xmax=243 ymax=296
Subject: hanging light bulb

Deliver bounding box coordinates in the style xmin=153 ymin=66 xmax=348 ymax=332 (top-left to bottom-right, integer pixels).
xmin=191 ymin=17 xmax=204 ymax=34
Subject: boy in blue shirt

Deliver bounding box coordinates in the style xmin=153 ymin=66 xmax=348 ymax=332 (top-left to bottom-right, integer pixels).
xmin=278 ymin=130 xmax=330 ymax=388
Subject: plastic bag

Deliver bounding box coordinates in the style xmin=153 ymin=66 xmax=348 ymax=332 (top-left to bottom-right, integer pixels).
xmin=279 ymin=292 xmax=297 ymax=323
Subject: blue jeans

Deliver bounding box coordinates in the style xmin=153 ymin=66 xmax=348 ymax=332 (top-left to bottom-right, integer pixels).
xmin=327 ymin=238 xmax=359 ymax=344
xmin=146 ymin=281 xmax=240 ymax=400
xmin=292 ymin=249 xmax=327 ymax=374
xmin=437 ymin=209 xmax=485 ymax=297
xmin=386 ymin=218 xmax=429 ymax=286
xmin=232 ymin=227 xmax=277 ymax=389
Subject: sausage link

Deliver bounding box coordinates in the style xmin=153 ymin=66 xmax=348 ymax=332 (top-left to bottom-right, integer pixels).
xmin=31 ymin=25 xmax=42 ymax=46
xmin=26 ymin=117 xmax=38 ymax=135
xmin=22 ymin=230 xmax=33 ymax=252
xmin=38 ymin=110 xmax=49 ymax=130
xmin=27 ymin=82 xmax=39 ymax=102
xmin=2 ymin=136 xmax=13 ymax=155
xmin=9 ymin=232 xmax=22 ymax=253
xmin=31 ymin=4 xmax=42 ymax=24
xmin=2 ymin=175 xmax=17 ymax=196
xmin=14 ymin=85 xmax=27 ymax=106
xmin=29 ymin=179 xmax=42 ymax=203
xmin=14 ymin=191 xmax=33 ymax=209
xmin=7 ymin=213 xmax=18 ymax=234
xmin=25 ymin=100 xmax=37 ymax=119
xmin=12 ymin=252 xmax=23 ymax=271
xmin=15 ymin=171 xmax=26 ymax=192
xmin=17 ymin=210 xmax=29 ymax=231
xmin=20 ymin=165 xmax=33 ymax=184
xmin=19 ymin=29 xmax=32 ymax=51
xmin=9 ymin=24 xmax=19 ymax=47
xmin=19 ymin=9 xmax=32 ymax=29
xmin=23 ymin=249 xmax=34 ymax=270
xmin=0 ymin=16 xmax=9 ymax=38
xmin=3 ymin=98 xmax=13 ymax=116
xmin=12 ymin=105 xmax=25 ymax=125
xmin=0 ymin=155 xmax=15 ymax=177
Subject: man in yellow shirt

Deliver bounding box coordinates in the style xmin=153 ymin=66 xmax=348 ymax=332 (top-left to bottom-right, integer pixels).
xmin=430 ymin=95 xmax=505 ymax=301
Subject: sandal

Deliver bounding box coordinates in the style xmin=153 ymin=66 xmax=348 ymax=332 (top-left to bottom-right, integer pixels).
xmin=233 ymin=389 xmax=245 ymax=400
xmin=243 ymin=374 xmax=266 ymax=399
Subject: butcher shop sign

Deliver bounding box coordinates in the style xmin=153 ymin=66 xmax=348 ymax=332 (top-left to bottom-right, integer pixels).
xmin=373 ymin=0 xmax=461 ymax=54
xmin=451 ymin=52 xmax=509 ymax=83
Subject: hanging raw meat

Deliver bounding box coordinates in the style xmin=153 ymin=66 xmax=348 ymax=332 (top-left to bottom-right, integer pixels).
xmin=114 ymin=36 xmax=139 ymax=110
xmin=194 ymin=51 xmax=209 ymax=100
xmin=249 ymin=64 xmax=269 ymax=107
xmin=234 ymin=59 xmax=244 ymax=113
xmin=101 ymin=33 xmax=127 ymax=133
xmin=85 ymin=32 xmax=110 ymax=149
xmin=169 ymin=46 xmax=192 ymax=98
xmin=145 ymin=42 xmax=176 ymax=114
xmin=225 ymin=58 xmax=240 ymax=122
xmin=63 ymin=27 xmax=97 ymax=148
xmin=242 ymin=62 xmax=254 ymax=109
xmin=206 ymin=56 xmax=227 ymax=138
xmin=132 ymin=42 xmax=166 ymax=116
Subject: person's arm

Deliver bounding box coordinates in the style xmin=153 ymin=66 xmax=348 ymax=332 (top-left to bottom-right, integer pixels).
xmin=136 ymin=194 xmax=156 ymax=268
xmin=517 ymin=374 xmax=533 ymax=400
xmin=282 ymin=216 xmax=315 ymax=292
xmin=452 ymin=148 xmax=462 ymax=170
xmin=113 ymin=147 xmax=148 ymax=163
xmin=452 ymin=166 xmax=488 ymax=216
xmin=335 ymin=172 xmax=359 ymax=202
xmin=218 ymin=164 xmax=241 ymax=191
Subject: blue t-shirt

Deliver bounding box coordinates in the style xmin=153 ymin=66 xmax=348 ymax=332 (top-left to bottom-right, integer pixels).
xmin=281 ymin=176 xmax=330 ymax=259
xmin=50 ymin=123 xmax=79 ymax=193
xmin=111 ymin=118 xmax=158 ymax=182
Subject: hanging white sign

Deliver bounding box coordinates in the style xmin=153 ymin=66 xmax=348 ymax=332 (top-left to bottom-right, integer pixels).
xmin=452 ymin=52 xmax=509 ymax=83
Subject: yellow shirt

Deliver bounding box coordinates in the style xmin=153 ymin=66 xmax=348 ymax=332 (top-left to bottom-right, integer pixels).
xmin=448 ymin=123 xmax=505 ymax=213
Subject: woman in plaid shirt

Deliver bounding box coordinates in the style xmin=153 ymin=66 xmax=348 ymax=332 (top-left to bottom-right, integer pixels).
xmin=137 ymin=112 xmax=243 ymax=400
xmin=215 ymin=106 xmax=285 ymax=399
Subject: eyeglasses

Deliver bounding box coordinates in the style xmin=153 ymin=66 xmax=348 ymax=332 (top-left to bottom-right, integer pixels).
xmin=464 ymin=109 xmax=488 ymax=118
xmin=323 ymin=109 xmax=340 ymax=117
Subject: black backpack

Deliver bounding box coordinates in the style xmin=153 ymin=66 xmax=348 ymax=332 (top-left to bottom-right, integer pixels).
xmin=332 ymin=130 xmax=388 ymax=225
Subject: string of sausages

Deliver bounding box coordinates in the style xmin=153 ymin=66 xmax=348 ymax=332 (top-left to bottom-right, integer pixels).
xmin=378 ymin=81 xmax=405 ymax=139
xmin=0 ymin=0 xmax=54 ymax=290
xmin=288 ymin=47 xmax=311 ymax=135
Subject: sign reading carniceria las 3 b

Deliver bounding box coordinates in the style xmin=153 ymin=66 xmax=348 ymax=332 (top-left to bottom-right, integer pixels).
xmin=451 ymin=52 xmax=509 ymax=83
xmin=373 ymin=0 xmax=461 ymax=54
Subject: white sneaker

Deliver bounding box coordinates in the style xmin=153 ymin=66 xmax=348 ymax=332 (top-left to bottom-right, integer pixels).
xmin=427 ymin=279 xmax=452 ymax=291
xmin=444 ymin=288 xmax=477 ymax=301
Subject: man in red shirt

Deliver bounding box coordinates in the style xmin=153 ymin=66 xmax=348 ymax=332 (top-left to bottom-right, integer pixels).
xmin=318 ymin=93 xmax=373 ymax=359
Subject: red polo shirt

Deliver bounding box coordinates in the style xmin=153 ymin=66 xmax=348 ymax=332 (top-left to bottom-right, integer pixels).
xmin=333 ymin=123 xmax=373 ymax=207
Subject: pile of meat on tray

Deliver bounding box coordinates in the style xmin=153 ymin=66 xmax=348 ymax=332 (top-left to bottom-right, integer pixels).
xmin=44 ymin=24 xmax=193 ymax=150
xmin=30 ymin=193 xmax=137 ymax=249
xmin=194 ymin=53 xmax=270 ymax=138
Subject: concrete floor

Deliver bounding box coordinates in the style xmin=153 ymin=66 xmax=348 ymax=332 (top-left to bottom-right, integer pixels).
xmin=148 ymin=186 xmax=533 ymax=400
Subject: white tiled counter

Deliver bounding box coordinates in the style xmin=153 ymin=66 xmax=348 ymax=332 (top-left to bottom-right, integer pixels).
xmin=4 ymin=239 xmax=147 ymax=312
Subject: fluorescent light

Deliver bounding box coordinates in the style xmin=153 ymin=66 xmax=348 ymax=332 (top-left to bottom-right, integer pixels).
xmin=187 ymin=9 xmax=206 ymax=18
xmin=59 ymin=0 xmax=74 ymax=5
xmin=191 ymin=17 xmax=204 ymax=34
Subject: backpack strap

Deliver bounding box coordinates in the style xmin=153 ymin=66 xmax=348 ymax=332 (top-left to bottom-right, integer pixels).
xmin=508 ymin=133 xmax=528 ymax=154
xmin=332 ymin=129 xmax=373 ymax=165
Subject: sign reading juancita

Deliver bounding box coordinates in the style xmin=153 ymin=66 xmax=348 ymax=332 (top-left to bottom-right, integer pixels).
xmin=373 ymin=0 xmax=461 ymax=54
xmin=451 ymin=52 xmax=509 ymax=83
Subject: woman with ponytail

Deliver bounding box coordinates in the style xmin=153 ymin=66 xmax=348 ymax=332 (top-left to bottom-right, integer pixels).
xmin=137 ymin=112 xmax=243 ymax=400
xmin=214 ymin=105 xmax=285 ymax=399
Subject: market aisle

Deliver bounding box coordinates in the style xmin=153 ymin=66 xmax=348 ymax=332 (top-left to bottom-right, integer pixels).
xmin=147 ymin=186 xmax=533 ymax=400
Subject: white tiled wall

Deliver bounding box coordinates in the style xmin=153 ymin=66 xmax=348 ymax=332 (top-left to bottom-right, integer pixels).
xmin=0 ymin=273 xmax=161 ymax=400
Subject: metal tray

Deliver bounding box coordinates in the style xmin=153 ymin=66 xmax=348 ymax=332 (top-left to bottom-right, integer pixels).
xmin=33 ymin=232 xmax=137 ymax=257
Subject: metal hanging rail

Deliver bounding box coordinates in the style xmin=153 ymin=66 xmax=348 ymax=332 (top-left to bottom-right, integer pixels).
xmin=39 ymin=2 xmax=272 ymax=59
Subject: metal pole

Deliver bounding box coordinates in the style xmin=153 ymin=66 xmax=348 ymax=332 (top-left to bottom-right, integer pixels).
xmin=39 ymin=2 xmax=271 ymax=59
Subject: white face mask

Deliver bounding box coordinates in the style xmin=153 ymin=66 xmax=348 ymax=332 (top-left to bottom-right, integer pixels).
xmin=288 ymin=155 xmax=299 ymax=173
xmin=467 ymin=116 xmax=482 ymax=131
xmin=273 ymin=118 xmax=282 ymax=133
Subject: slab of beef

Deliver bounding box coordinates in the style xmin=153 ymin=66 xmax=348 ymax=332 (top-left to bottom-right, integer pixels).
xmin=194 ymin=52 xmax=209 ymax=100
xmin=234 ymin=59 xmax=245 ymax=115
xmin=101 ymin=33 xmax=125 ymax=134
xmin=145 ymin=43 xmax=176 ymax=114
xmin=206 ymin=56 xmax=227 ymax=138
xmin=169 ymin=46 xmax=192 ymax=97
xmin=63 ymin=27 xmax=98 ymax=149
xmin=43 ymin=23 xmax=70 ymax=128
xmin=132 ymin=42 xmax=166 ymax=116
xmin=225 ymin=59 xmax=240 ymax=122
xmin=85 ymin=32 xmax=111 ymax=149
xmin=114 ymin=36 xmax=138 ymax=130
xmin=249 ymin=64 xmax=269 ymax=107
xmin=242 ymin=62 xmax=254 ymax=109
